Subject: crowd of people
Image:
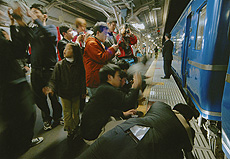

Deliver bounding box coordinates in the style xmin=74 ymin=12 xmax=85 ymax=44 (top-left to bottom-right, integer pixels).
xmin=0 ymin=1 xmax=198 ymax=159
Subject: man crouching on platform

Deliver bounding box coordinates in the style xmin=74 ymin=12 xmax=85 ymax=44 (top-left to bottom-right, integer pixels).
xmin=78 ymin=101 xmax=199 ymax=159
xmin=80 ymin=63 xmax=142 ymax=145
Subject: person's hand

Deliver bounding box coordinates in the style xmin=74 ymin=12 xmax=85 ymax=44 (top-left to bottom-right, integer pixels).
xmin=42 ymin=87 xmax=53 ymax=96
xmin=120 ymin=27 xmax=126 ymax=36
xmin=123 ymin=109 xmax=137 ymax=117
xmin=82 ymin=94 xmax=86 ymax=99
xmin=77 ymin=34 xmax=85 ymax=43
xmin=24 ymin=66 xmax=30 ymax=72
xmin=112 ymin=44 xmax=119 ymax=52
xmin=7 ymin=8 xmax=15 ymax=25
xmin=10 ymin=7 xmax=26 ymax=26
xmin=26 ymin=8 xmax=38 ymax=21
xmin=12 ymin=7 xmax=23 ymax=20
xmin=115 ymin=49 xmax=121 ymax=56
xmin=132 ymin=72 xmax=142 ymax=89
xmin=84 ymin=32 xmax=90 ymax=42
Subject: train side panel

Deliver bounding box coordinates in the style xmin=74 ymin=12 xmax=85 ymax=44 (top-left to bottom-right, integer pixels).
xmin=222 ymin=59 xmax=230 ymax=158
xmin=172 ymin=0 xmax=230 ymax=121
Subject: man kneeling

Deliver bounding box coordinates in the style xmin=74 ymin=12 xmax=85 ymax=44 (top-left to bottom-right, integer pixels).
xmin=78 ymin=101 xmax=199 ymax=159
xmin=80 ymin=64 xmax=142 ymax=143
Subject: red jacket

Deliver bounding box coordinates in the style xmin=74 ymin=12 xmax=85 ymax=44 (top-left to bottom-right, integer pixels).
xmin=83 ymin=37 xmax=116 ymax=88
xmin=116 ymin=34 xmax=137 ymax=58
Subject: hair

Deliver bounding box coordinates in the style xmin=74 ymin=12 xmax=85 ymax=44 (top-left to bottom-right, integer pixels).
xmin=66 ymin=42 xmax=82 ymax=62
xmin=107 ymin=17 xmax=117 ymax=24
xmin=59 ymin=25 xmax=70 ymax=37
xmin=165 ymin=33 xmax=171 ymax=39
xmin=99 ymin=63 xmax=121 ymax=84
xmin=116 ymin=59 xmax=130 ymax=70
xmin=30 ymin=4 xmax=47 ymax=14
xmin=93 ymin=22 xmax=108 ymax=35
xmin=75 ymin=18 xmax=86 ymax=28
xmin=120 ymin=70 xmax=127 ymax=79
xmin=173 ymin=103 xmax=199 ymax=121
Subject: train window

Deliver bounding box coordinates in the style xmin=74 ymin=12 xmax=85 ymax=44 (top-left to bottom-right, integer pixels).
xmin=195 ymin=5 xmax=206 ymax=50
xmin=175 ymin=31 xmax=181 ymax=54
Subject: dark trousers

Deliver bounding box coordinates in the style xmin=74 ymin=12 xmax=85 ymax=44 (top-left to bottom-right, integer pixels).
xmin=0 ymin=82 xmax=36 ymax=159
xmin=78 ymin=126 xmax=137 ymax=159
xmin=163 ymin=60 xmax=172 ymax=78
xmin=31 ymin=68 xmax=62 ymax=122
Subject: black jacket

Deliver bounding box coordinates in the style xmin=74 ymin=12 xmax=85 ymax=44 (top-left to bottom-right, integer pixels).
xmin=0 ymin=26 xmax=29 ymax=86
xmin=49 ymin=58 xmax=85 ymax=99
xmin=162 ymin=40 xmax=173 ymax=60
xmin=80 ymin=82 xmax=139 ymax=140
xmin=57 ymin=38 xmax=69 ymax=59
xmin=0 ymin=26 xmax=36 ymax=158
xmin=78 ymin=102 xmax=195 ymax=159
xmin=29 ymin=19 xmax=58 ymax=68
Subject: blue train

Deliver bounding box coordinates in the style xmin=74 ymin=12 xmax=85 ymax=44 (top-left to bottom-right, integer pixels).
xmin=170 ymin=0 xmax=230 ymax=157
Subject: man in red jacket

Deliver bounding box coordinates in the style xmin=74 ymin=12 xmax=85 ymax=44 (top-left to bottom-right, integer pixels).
xmin=83 ymin=22 xmax=119 ymax=97
xmin=116 ymin=24 xmax=137 ymax=61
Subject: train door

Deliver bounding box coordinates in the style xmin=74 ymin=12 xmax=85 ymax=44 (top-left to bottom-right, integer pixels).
xmin=182 ymin=13 xmax=192 ymax=88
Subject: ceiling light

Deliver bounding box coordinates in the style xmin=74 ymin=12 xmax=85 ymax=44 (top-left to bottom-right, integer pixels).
xmin=131 ymin=23 xmax=145 ymax=30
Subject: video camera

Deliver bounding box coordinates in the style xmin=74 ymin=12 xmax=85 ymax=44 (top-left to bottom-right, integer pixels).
xmin=125 ymin=23 xmax=130 ymax=34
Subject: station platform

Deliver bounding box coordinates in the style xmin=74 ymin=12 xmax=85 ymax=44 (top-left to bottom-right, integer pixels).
xmin=140 ymin=55 xmax=216 ymax=159
xmin=19 ymin=55 xmax=216 ymax=159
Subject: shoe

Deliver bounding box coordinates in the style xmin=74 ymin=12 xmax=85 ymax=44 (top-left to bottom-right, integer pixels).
xmin=30 ymin=137 xmax=43 ymax=147
xmin=52 ymin=118 xmax=64 ymax=128
xmin=43 ymin=121 xmax=52 ymax=131
xmin=161 ymin=76 xmax=170 ymax=79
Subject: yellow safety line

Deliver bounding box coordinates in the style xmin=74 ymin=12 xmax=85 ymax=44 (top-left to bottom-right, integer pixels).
xmin=137 ymin=58 xmax=159 ymax=115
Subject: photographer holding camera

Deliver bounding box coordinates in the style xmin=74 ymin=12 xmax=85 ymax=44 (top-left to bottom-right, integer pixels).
xmin=116 ymin=24 xmax=137 ymax=62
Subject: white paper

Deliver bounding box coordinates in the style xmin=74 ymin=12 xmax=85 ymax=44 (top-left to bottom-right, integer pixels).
xmin=130 ymin=125 xmax=150 ymax=140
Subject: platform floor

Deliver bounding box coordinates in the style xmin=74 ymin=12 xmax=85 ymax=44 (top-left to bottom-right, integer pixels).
xmin=144 ymin=56 xmax=216 ymax=159
xmin=19 ymin=55 xmax=216 ymax=159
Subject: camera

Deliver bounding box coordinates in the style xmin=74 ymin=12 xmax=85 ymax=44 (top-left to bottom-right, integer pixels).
xmin=125 ymin=23 xmax=130 ymax=34
xmin=79 ymin=32 xmax=84 ymax=35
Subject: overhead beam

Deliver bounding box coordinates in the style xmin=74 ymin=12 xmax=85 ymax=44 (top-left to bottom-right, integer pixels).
xmin=70 ymin=0 xmax=110 ymax=18
xmin=55 ymin=0 xmax=96 ymax=19
xmin=154 ymin=10 xmax=158 ymax=28
xmin=46 ymin=0 xmax=58 ymax=10
xmin=104 ymin=0 xmax=121 ymax=26
xmin=54 ymin=5 xmax=96 ymax=24
xmin=122 ymin=0 xmax=132 ymax=9
xmin=127 ymin=5 xmax=149 ymax=22
xmin=39 ymin=0 xmax=96 ymax=19
xmin=110 ymin=0 xmax=133 ymax=7
xmin=69 ymin=0 xmax=113 ymax=14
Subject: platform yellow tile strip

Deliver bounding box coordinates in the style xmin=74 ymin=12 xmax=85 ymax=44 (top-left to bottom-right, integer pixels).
xmin=138 ymin=58 xmax=158 ymax=115
xmin=145 ymin=58 xmax=157 ymax=77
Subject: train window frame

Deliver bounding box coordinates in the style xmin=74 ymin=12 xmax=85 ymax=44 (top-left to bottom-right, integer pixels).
xmin=195 ymin=5 xmax=207 ymax=50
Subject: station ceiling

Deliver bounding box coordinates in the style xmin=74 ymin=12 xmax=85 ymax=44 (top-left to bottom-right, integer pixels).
xmin=2 ymin=0 xmax=190 ymax=46
xmin=38 ymin=0 xmax=189 ymax=44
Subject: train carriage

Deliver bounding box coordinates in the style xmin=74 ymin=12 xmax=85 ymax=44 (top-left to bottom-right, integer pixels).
xmin=171 ymin=0 xmax=230 ymax=121
xmin=222 ymin=56 xmax=230 ymax=158
xmin=171 ymin=0 xmax=230 ymax=157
